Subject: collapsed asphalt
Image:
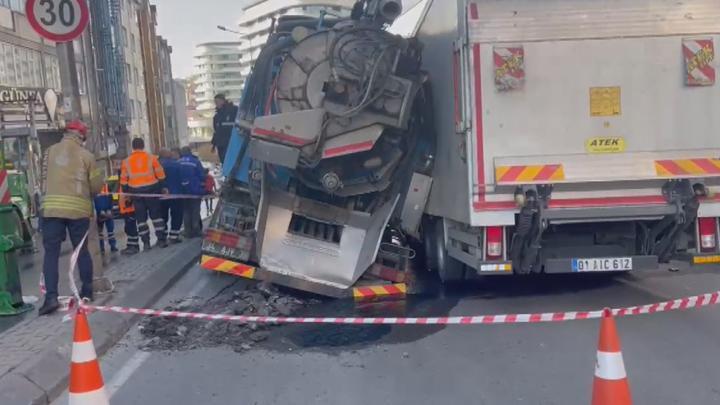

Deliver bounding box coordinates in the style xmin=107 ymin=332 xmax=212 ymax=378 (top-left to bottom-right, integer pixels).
xmin=139 ymin=281 xmax=322 ymax=352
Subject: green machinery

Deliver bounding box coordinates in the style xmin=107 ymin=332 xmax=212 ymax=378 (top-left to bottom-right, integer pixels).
xmin=0 ymin=139 xmax=33 ymax=315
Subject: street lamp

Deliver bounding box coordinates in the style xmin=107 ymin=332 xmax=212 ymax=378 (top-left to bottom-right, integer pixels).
xmin=217 ymin=25 xmax=243 ymax=35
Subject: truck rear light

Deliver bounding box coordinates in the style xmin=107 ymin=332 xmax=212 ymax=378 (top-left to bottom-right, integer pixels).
xmin=486 ymin=226 xmax=504 ymax=260
xmin=698 ymin=218 xmax=718 ymax=253
xmin=205 ymin=229 xmax=241 ymax=248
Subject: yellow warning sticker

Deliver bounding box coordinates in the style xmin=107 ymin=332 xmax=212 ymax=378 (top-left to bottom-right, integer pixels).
xmin=585 ymin=137 xmax=626 ymax=154
xmin=590 ymin=87 xmax=621 ymax=117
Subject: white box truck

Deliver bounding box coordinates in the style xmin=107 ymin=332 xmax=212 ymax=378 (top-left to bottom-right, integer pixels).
xmin=403 ymin=0 xmax=720 ymax=281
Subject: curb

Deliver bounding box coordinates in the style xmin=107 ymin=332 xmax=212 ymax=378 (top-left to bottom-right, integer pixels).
xmin=0 ymin=240 xmax=201 ymax=405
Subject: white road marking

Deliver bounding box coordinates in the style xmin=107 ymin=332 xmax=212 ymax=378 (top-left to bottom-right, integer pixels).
xmin=106 ymin=274 xmax=211 ymax=398
xmin=106 ymin=351 xmax=151 ymax=397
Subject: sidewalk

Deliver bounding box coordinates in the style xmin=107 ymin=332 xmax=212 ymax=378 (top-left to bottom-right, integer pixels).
xmin=0 ymin=218 xmax=149 ymax=335
xmin=0 ymin=227 xmax=202 ymax=404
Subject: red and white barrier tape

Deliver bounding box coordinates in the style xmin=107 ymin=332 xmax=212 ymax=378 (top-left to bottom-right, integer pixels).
xmin=100 ymin=192 xmax=217 ymax=200
xmin=79 ymin=290 xmax=720 ymax=325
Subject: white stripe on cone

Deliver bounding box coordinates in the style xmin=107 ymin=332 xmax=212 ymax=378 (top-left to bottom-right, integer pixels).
xmin=69 ymin=387 xmax=109 ymax=405
xmin=595 ymin=350 xmax=627 ymax=380
xmin=71 ymin=340 xmax=99 ymax=364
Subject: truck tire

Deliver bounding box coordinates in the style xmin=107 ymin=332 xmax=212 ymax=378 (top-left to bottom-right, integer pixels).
xmin=423 ymin=216 xmax=465 ymax=283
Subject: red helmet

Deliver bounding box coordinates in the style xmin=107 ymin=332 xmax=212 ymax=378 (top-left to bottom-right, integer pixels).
xmin=65 ymin=120 xmax=88 ymax=136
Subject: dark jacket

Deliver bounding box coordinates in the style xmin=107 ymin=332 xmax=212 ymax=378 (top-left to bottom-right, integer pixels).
xmin=212 ymin=102 xmax=239 ymax=149
xmin=159 ymin=157 xmax=183 ymax=195
xmin=178 ymin=154 xmax=206 ymax=196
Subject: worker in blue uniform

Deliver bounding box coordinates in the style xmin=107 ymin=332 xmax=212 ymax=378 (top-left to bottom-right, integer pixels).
xmin=178 ymin=147 xmax=206 ymax=238
xmin=158 ymin=148 xmax=184 ymax=243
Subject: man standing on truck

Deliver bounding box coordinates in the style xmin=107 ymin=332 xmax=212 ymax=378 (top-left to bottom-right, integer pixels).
xmin=120 ymin=138 xmax=168 ymax=251
xmin=211 ymin=94 xmax=238 ymax=165
xmin=39 ymin=120 xmax=104 ymax=316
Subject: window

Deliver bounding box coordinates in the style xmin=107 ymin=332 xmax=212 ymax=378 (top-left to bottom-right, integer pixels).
xmin=126 ymin=63 xmax=132 ymax=83
xmin=134 ymin=68 xmax=139 ymax=86
xmin=137 ymin=100 xmax=143 ymax=119
xmin=130 ymin=33 xmax=135 ymax=53
xmin=130 ymin=100 xmax=135 ymax=118
xmin=122 ymin=27 xmax=128 ymax=47
xmin=32 ymin=51 xmax=42 ymax=87
xmin=0 ymin=0 xmax=24 ymax=13
xmin=76 ymin=62 xmax=87 ymax=94
xmin=16 ymin=47 xmax=27 ymax=86
xmin=43 ymin=54 xmax=60 ymax=90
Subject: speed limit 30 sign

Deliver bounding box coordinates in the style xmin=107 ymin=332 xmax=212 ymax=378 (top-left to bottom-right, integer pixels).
xmin=26 ymin=0 xmax=89 ymax=42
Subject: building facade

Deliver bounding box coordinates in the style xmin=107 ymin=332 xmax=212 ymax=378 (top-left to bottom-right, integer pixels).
xmin=137 ymin=3 xmax=166 ymax=152
xmin=120 ymin=0 xmax=150 ymax=148
xmin=172 ymin=79 xmax=189 ymax=147
xmin=158 ymin=36 xmax=179 ymax=148
xmin=0 ymin=6 xmax=62 ymax=91
xmin=236 ymin=0 xmax=354 ymax=84
xmin=188 ymin=41 xmax=243 ymax=143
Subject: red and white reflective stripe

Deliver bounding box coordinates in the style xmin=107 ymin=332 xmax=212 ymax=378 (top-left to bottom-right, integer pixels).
xmin=71 ymin=340 xmax=98 ymax=363
xmin=100 ymin=192 xmax=216 ymax=200
xmin=595 ymin=351 xmax=627 ymax=380
xmin=252 ymin=127 xmax=308 ymax=146
xmin=79 ymin=290 xmax=720 ymax=325
xmin=323 ymin=140 xmax=375 ymax=158
xmin=0 ymin=169 xmax=10 ymax=205
xmin=69 ymin=388 xmax=108 ymax=405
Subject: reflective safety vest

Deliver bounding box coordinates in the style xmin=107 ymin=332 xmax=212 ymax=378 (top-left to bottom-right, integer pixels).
xmin=101 ymin=184 xmax=109 ymax=195
xmin=120 ymin=150 xmax=166 ymax=189
xmin=117 ymin=184 xmax=135 ymax=215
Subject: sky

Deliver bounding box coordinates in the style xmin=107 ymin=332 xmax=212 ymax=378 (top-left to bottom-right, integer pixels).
xmin=151 ymin=0 xmax=249 ymax=79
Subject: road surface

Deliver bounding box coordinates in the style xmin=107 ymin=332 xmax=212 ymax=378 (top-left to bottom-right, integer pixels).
xmin=54 ymin=263 xmax=720 ymax=404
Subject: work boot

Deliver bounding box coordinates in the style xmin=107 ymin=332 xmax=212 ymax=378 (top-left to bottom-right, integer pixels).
xmin=110 ymin=244 xmax=119 ymax=253
xmin=121 ymin=246 xmax=139 ymax=256
xmin=81 ymin=286 xmax=93 ymax=303
xmin=142 ymin=237 xmax=152 ymax=251
xmin=38 ymin=298 xmax=60 ymax=316
xmin=170 ymin=237 xmax=183 ymax=244
xmin=157 ymin=239 xmax=168 ymax=249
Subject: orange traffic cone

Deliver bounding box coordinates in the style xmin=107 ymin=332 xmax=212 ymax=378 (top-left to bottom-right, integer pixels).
xmin=591 ymin=308 xmax=632 ymax=405
xmin=69 ymin=311 xmax=109 ymax=405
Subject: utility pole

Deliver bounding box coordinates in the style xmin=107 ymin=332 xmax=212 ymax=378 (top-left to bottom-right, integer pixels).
xmin=56 ymin=40 xmax=112 ymax=295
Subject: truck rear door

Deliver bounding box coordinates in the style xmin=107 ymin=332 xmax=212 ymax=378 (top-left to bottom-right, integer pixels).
xmin=466 ymin=0 xmax=720 ymax=221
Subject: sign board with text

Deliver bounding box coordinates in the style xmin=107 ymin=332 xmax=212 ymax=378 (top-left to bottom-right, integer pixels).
xmin=26 ymin=0 xmax=89 ymax=42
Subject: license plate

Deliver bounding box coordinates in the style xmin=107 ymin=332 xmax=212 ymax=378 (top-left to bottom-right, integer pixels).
xmin=572 ymin=257 xmax=632 ymax=272
xmin=201 ymin=241 xmax=250 ymax=262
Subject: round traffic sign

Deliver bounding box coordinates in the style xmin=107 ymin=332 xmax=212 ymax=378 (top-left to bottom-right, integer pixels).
xmin=26 ymin=0 xmax=89 ymax=42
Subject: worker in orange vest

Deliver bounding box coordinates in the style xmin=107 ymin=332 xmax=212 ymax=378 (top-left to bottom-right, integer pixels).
xmin=117 ymin=181 xmax=140 ymax=255
xmin=120 ymin=138 xmax=168 ymax=250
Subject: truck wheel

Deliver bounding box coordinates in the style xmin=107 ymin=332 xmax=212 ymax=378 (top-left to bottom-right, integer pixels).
xmin=423 ymin=216 xmax=465 ymax=283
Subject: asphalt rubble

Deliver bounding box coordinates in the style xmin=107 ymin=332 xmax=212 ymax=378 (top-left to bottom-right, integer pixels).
xmin=138 ymin=281 xmax=323 ymax=352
